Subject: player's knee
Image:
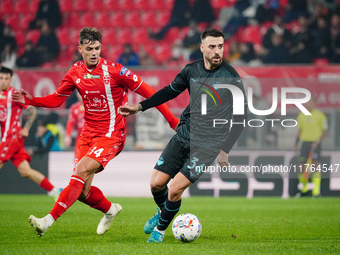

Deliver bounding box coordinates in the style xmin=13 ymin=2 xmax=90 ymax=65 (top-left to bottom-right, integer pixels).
xmin=168 ymin=186 xmax=183 ymax=201
xmin=18 ymin=168 xmax=30 ymax=178
xmin=150 ymin=180 xmax=166 ymax=192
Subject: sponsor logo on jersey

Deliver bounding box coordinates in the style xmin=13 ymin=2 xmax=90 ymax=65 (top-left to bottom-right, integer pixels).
xmin=157 ymin=156 xmax=164 ymax=166
xmin=84 ymin=73 xmax=101 ymax=79
xmin=103 ymin=75 xmax=110 ymax=85
xmin=125 ymin=70 xmax=131 ymax=77
xmin=0 ymin=94 xmax=6 ymax=99
xmin=120 ymin=67 xmax=128 ymax=75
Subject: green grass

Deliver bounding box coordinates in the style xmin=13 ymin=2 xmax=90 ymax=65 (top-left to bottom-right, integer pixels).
xmin=0 ymin=196 xmax=339 ymax=255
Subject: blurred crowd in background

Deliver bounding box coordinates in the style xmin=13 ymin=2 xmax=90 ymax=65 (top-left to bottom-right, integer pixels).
xmin=1 ymin=0 xmax=340 ymax=70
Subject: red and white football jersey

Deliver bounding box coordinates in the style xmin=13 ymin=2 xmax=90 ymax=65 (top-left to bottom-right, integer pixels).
xmin=66 ymin=102 xmax=84 ymax=138
xmin=0 ymin=87 xmax=30 ymax=142
xmin=25 ymin=57 xmax=178 ymax=138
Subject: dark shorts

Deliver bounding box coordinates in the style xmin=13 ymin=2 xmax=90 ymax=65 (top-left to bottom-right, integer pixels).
xmin=298 ymin=141 xmax=322 ymax=163
xmin=154 ymin=135 xmax=219 ymax=183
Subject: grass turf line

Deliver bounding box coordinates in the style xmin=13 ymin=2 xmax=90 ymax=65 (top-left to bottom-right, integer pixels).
xmin=0 ymin=195 xmax=339 ymax=255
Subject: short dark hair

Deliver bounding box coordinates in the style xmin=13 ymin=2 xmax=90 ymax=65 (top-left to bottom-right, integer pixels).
xmin=79 ymin=27 xmax=102 ymax=45
xmin=0 ymin=66 xmax=13 ymax=77
xmin=201 ymin=28 xmax=224 ymax=41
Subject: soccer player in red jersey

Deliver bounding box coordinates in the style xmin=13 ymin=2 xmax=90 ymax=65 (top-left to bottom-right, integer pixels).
xmin=12 ymin=27 xmax=179 ymax=237
xmin=64 ymin=92 xmax=84 ymax=150
xmin=0 ymin=66 xmax=60 ymax=199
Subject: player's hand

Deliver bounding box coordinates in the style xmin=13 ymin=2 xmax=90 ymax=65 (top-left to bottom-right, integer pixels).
xmin=12 ymin=89 xmax=32 ymax=104
xmin=217 ymin=150 xmax=230 ymax=167
xmin=19 ymin=127 xmax=29 ymax=138
xmin=64 ymin=136 xmax=72 ymax=147
xmin=118 ymin=104 xmax=141 ymax=117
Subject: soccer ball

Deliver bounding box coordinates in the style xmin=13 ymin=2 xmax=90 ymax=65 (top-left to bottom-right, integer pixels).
xmin=172 ymin=213 xmax=202 ymax=242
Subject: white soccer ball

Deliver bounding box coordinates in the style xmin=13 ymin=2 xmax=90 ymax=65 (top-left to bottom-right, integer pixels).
xmin=172 ymin=213 xmax=202 ymax=242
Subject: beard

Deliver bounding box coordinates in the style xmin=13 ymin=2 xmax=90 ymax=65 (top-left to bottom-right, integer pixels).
xmin=205 ymin=54 xmax=222 ymax=68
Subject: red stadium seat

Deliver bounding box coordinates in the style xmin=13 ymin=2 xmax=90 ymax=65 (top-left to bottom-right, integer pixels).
xmin=164 ymin=27 xmax=180 ymax=42
xmin=240 ymin=25 xmax=262 ymax=45
xmin=125 ymin=11 xmax=140 ymax=28
xmin=118 ymin=0 xmax=134 ymax=10
xmin=57 ymin=28 xmax=71 ymax=46
xmin=134 ymin=0 xmax=149 ymax=10
xmin=68 ymin=12 xmax=80 ymax=28
xmin=69 ymin=29 xmax=80 ymax=45
xmin=88 ymin=0 xmax=103 ymax=11
xmin=140 ymin=11 xmax=156 ymax=27
xmin=59 ymin=0 xmax=73 ymax=13
xmin=5 ymin=14 xmax=19 ymax=29
xmin=101 ymin=28 xmax=116 ymax=44
xmin=28 ymin=0 xmax=40 ymax=13
xmin=105 ymin=44 xmax=124 ymax=61
xmin=164 ymin=0 xmax=175 ymax=10
xmin=149 ymin=0 xmax=164 ymax=10
xmin=102 ymin=0 xmax=119 ymax=10
xmin=132 ymin=27 xmax=149 ymax=44
xmin=25 ymin=29 xmax=40 ymax=45
xmin=14 ymin=30 xmax=26 ymax=47
xmin=95 ymin=11 xmax=111 ymax=28
xmin=78 ymin=11 xmax=95 ymax=28
xmin=116 ymin=28 xmax=132 ymax=44
xmin=155 ymin=43 xmax=172 ymax=64
xmin=18 ymin=13 xmax=34 ymax=30
xmin=111 ymin=11 xmax=126 ymax=27
xmin=0 ymin=0 xmax=13 ymax=15
xmin=13 ymin=0 xmax=28 ymax=14
xmin=73 ymin=0 xmax=89 ymax=12
xmin=157 ymin=10 xmax=170 ymax=27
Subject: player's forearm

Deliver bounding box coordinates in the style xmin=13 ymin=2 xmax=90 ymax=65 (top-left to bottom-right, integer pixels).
xmin=139 ymin=86 xmax=180 ymax=111
xmin=24 ymin=106 xmax=37 ymax=131
xmin=25 ymin=93 xmax=67 ymax=108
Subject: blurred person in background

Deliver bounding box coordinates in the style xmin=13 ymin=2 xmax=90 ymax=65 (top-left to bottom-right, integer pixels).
xmin=117 ymin=43 xmax=139 ymax=66
xmin=1 ymin=43 xmax=17 ymax=70
xmin=294 ymin=95 xmax=328 ymax=198
xmin=225 ymin=40 xmax=241 ymax=64
xmin=289 ymin=14 xmax=313 ymax=64
xmin=28 ymin=120 xmax=62 ymax=156
xmin=0 ymin=66 xmax=60 ymax=199
xmin=29 ymin=0 xmax=62 ymax=30
xmin=330 ymin=13 xmax=340 ymax=63
xmin=16 ymin=41 xmax=40 ymax=68
xmin=35 ymin=21 xmax=60 ymax=65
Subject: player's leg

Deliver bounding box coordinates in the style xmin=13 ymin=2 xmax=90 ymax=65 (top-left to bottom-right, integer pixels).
xmin=29 ymin=156 xmax=101 ymax=236
xmin=296 ymin=142 xmax=311 ymax=197
xmin=143 ymin=170 xmax=172 ymax=234
xmin=78 ymin=174 xmax=122 ymax=235
xmin=147 ymin=172 xmax=191 ymax=243
xmin=311 ymin=145 xmax=322 ymax=197
xmin=16 ymin=160 xmax=54 ymax=191
xmin=77 ymin=135 xmax=124 ymax=235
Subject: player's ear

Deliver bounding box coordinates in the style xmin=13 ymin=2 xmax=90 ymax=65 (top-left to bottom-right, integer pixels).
xmin=200 ymin=44 xmax=203 ymax=53
xmin=77 ymin=45 xmax=82 ymax=54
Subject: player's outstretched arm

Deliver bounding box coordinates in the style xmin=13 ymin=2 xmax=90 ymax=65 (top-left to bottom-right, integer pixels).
xmin=118 ymin=104 xmax=142 ymax=117
xmin=12 ymin=89 xmax=33 ymax=104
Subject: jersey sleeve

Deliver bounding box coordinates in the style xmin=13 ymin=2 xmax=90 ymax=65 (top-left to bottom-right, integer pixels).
xmin=296 ymin=112 xmax=303 ymax=130
xmin=139 ymin=67 xmax=189 ymax=111
xmin=114 ymin=64 xmax=143 ymax=92
xmin=25 ymin=70 xmax=76 ymax=108
xmin=320 ymin=112 xmax=328 ymax=131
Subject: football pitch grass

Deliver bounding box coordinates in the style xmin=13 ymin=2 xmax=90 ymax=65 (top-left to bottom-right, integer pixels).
xmin=0 ymin=195 xmax=339 ymax=255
